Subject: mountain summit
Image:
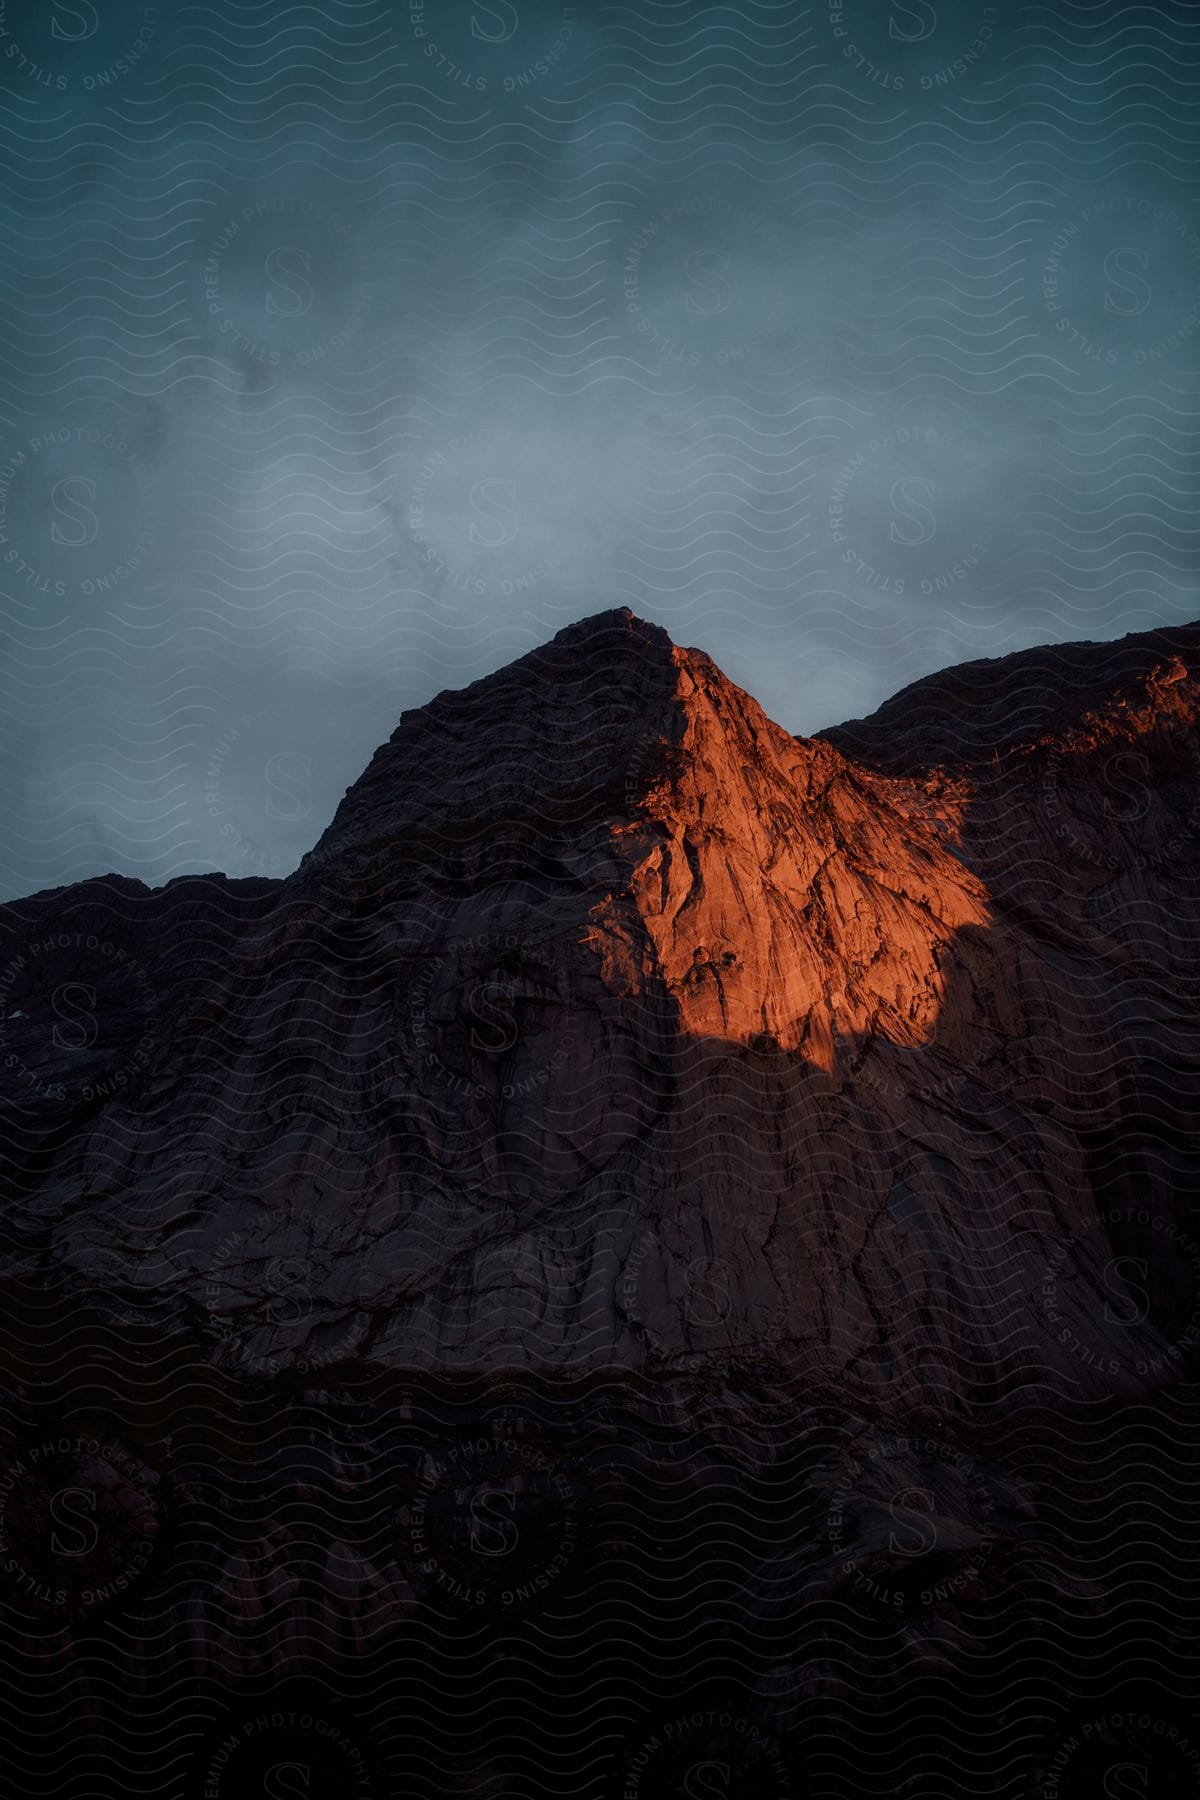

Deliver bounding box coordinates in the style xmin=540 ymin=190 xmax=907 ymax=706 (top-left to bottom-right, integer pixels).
xmin=2 ymin=612 xmax=1199 ymax=1405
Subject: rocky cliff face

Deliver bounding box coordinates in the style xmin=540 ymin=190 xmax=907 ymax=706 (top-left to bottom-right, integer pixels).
xmin=2 ymin=609 xmax=1199 ymax=1404
xmin=2 ymin=610 xmax=1199 ymax=1796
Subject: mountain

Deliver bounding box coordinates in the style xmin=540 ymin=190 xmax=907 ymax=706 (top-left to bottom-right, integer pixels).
xmin=1 ymin=610 xmax=1199 ymax=1797
xmin=2 ymin=609 xmax=1199 ymax=1402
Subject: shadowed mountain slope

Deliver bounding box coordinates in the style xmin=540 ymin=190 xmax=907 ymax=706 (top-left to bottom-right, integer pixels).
xmin=2 ymin=609 xmax=1198 ymax=1408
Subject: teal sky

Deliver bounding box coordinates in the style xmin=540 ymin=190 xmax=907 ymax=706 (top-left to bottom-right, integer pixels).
xmin=0 ymin=0 xmax=1198 ymax=895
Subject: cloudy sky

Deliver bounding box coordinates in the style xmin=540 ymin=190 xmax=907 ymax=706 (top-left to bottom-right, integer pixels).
xmin=0 ymin=0 xmax=1198 ymax=895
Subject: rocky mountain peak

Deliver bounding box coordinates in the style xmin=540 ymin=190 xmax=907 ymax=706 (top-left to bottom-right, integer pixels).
xmin=1 ymin=615 xmax=1199 ymax=1411
xmin=298 ymin=606 xmax=740 ymax=880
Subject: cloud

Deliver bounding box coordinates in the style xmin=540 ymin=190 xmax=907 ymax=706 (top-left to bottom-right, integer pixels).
xmin=0 ymin=0 xmax=1197 ymax=894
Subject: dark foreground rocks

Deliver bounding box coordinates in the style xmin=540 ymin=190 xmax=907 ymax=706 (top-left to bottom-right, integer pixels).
xmin=2 ymin=611 xmax=1199 ymax=1794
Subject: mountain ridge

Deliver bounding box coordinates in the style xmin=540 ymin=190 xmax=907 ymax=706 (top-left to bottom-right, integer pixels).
xmin=1 ymin=610 xmax=1198 ymax=1408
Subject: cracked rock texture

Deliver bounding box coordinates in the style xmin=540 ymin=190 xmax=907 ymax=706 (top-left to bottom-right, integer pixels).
xmin=2 ymin=609 xmax=1199 ymax=1408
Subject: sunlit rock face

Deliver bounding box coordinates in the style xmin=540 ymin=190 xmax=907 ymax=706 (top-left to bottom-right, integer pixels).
xmin=2 ymin=610 xmax=1198 ymax=1408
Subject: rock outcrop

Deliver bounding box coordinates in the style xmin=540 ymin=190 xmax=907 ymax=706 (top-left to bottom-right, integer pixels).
xmin=2 ymin=609 xmax=1199 ymax=1405
xmin=2 ymin=609 xmax=1199 ymax=1797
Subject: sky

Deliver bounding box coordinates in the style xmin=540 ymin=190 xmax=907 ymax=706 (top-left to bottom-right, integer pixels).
xmin=0 ymin=0 xmax=1198 ymax=895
